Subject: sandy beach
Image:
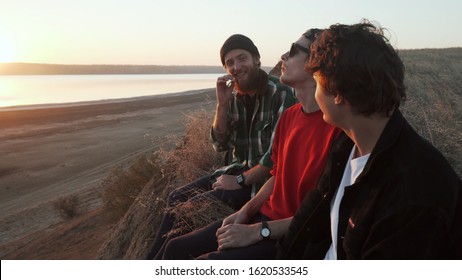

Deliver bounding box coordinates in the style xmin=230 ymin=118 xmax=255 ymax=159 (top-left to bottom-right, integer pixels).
xmin=0 ymin=88 xmax=216 ymax=257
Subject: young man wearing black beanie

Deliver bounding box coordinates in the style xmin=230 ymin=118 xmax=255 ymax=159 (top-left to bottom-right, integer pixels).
xmin=146 ymin=34 xmax=297 ymax=259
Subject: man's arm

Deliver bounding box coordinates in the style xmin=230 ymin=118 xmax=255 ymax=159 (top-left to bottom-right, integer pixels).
xmin=239 ymin=175 xmax=275 ymax=218
xmin=216 ymin=217 xmax=293 ymax=251
xmin=215 ymin=176 xmax=294 ymax=251
xmin=212 ymin=75 xmax=234 ymax=142
xmin=212 ymin=164 xmax=271 ymax=191
xmin=212 ymin=102 xmax=229 ymax=142
xmin=220 ymin=176 xmax=275 ymax=226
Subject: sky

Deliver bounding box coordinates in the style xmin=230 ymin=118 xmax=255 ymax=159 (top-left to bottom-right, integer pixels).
xmin=1 ymin=0 xmax=461 ymax=67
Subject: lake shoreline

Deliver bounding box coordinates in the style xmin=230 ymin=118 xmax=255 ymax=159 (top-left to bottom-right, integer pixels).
xmin=0 ymin=88 xmax=215 ymax=111
xmin=0 ymin=73 xmax=224 ymax=108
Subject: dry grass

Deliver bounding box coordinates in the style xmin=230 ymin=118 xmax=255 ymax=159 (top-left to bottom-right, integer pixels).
xmin=97 ymin=108 xmax=226 ymax=259
xmin=400 ymin=48 xmax=462 ymax=176
xmin=52 ymin=194 xmax=80 ymax=219
xmin=159 ymin=109 xmax=224 ymax=185
xmin=154 ymin=109 xmax=227 ymax=235
xmin=99 ymin=109 xmax=224 ymax=225
xmin=100 ymin=153 xmax=163 ymax=222
xmin=141 ymin=108 xmax=228 ymax=229
xmin=164 ymin=189 xmax=234 ymax=238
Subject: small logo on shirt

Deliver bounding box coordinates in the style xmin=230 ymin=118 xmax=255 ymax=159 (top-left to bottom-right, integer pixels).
xmin=348 ymin=217 xmax=356 ymax=229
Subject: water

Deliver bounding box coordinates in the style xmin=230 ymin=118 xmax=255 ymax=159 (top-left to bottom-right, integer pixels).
xmin=0 ymin=73 xmax=222 ymax=108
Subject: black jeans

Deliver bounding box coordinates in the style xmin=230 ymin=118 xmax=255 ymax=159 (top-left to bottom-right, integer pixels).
xmin=146 ymin=175 xmax=252 ymax=259
xmin=160 ymin=213 xmax=277 ymax=260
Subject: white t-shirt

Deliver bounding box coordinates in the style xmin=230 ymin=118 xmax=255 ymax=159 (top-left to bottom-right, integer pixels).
xmin=324 ymin=146 xmax=370 ymax=260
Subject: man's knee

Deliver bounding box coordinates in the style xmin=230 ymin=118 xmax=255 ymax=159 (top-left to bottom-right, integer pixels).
xmin=167 ymin=176 xmax=211 ymax=206
xmin=167 ymin=184 xmax=193 ymax=206
xmin=167 ymin=188 xmax=182 ymax=206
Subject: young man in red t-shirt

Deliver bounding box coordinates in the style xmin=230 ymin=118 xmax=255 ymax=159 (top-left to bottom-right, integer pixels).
xmin=159 ymin=29 xmax=340 ymax=259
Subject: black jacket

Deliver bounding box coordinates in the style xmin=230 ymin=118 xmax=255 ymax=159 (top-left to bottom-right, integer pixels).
xmin=278 ymin=110 xmax=462 ymax=259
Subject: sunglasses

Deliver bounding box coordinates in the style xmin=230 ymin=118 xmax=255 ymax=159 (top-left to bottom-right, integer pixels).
xmin=288 ymin=43 xmax=310 ymax=57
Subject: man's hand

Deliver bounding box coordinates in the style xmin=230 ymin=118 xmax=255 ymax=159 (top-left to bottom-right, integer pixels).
xmin=216 ymin=75 xmax=235 ymax=107
xmin=217 ymin=209 xmax=253 ymax=250
xmin=212 ymin=175 xmax=241 ymax=190
xmin=222 ymin=210 xmax=248 ymax=227
xmin=216 ymin=223 xmax=261 ymax=251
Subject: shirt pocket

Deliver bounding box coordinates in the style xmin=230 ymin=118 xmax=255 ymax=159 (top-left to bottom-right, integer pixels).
xmin=253 ymin=121 xmax=272 ymax=154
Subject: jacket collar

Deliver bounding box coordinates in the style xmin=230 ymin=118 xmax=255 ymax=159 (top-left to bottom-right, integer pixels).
xmin=356 ymin=110 xmax=406 ymax=182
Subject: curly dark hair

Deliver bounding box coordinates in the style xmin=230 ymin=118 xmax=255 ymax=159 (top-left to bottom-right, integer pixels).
xmin=306 ymin=20 xmax=406 ymax=116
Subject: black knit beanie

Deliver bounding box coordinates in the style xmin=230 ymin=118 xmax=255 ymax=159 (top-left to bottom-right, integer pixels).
xmin=220 ymin=34 xmax=260 ymax=65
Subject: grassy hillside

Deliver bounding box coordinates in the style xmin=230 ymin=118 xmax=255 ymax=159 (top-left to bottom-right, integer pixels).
xmin=399 ymin=48 xmax=462 ymax=174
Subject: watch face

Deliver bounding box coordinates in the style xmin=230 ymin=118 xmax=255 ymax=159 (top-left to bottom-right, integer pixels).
xmin=237 ymin=175 xmax=244 ymax=184
xmin=236 ymin=174 xmax=246 ymax=187
xmin=261 ymin=227 xmax=271 ymax=238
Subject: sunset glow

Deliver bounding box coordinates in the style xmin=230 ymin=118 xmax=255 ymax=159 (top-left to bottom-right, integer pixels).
xmin=0 ymin=37 xmax=15 ymax=63
xmin=0 ymin=0 xmax=461 ymax=66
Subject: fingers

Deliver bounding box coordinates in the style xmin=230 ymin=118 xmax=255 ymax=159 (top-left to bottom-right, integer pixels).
xmin=221 ymin=211 xmax=239 ymax=228
xmin=212 ymin=182 xmax=225 ymax=190
xmin=216 ymin=224 xmax=229 ymax=237
xmin=216 ymin=226 xmax=232 ymax=251
xmin=217 ymin=75 xmax=234 ymax=84
xmin=221 ymin=217 xmax=230 ymax=227
xmin=217 ymin=223 xmax=254 ymax=251
xmin=226 ymin=78 xmax=235 ymax=88
xmin=216 ymin=75 xmax=234 ymax=106
xmin=213 ymin=175 xmax=241 ymax=191
xmin=217 ymin=75 xmax=235 ymax=91
xmin=212 ymin=175 xmax=223 ymax=190
xmin=217 ymin=236 xmax=232 ymax=251
xmin=212 ymin=175 xmax=227 ymax=190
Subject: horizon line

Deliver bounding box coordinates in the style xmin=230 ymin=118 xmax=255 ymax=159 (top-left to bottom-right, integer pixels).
xmin=2 ymin=47 xmax=461 ymax=67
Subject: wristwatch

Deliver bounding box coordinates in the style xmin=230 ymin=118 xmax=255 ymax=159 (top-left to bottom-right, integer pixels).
xmin=260 ymin=220 xmax=271 ymax=239
xmin=236 ymin=174 xmax=247 ymax=187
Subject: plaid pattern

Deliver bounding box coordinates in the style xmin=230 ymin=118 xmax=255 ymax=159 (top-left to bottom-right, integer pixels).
xmin=211 ymin=74 xmax=297 ymax=196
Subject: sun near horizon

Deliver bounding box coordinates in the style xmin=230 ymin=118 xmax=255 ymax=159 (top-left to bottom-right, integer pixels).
xmin=0 ymin=37 xmax=16 ymax=63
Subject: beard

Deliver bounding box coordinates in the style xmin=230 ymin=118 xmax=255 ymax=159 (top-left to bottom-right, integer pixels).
xmin=234 ymin=64 xmax=262 ymax=94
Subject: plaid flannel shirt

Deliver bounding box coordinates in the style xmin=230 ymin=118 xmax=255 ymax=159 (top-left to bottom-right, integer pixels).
xmin=210 ymin=74 xmax=297 ymax=196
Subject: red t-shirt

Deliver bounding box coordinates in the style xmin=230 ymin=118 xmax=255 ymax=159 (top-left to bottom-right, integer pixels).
xmin=260 ymin=103 xmax=340 ymax=220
